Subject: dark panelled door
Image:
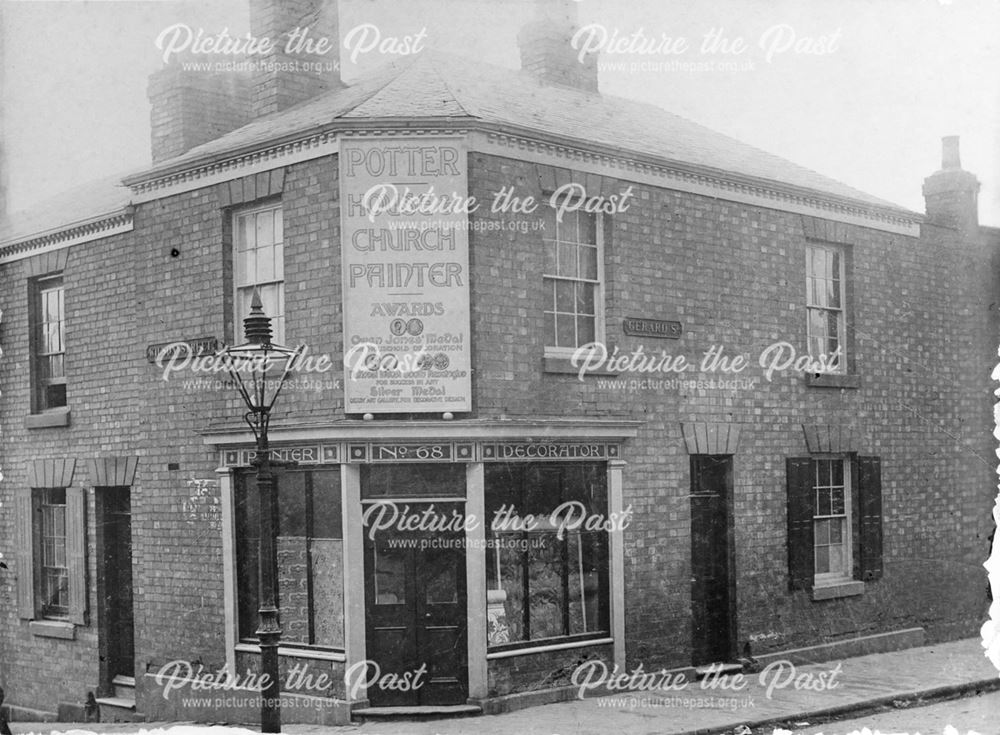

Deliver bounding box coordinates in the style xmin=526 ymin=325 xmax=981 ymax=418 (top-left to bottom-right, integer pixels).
xmin=363 ymin=502 xmax=467 ymax=706
xmin=690 ymin=455 xmax=736 ymax=666
xmin=103 ymin=487 xmax=135 ymax=680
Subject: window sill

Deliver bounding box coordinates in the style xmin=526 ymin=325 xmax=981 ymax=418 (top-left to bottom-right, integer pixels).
xmin=544 ymin=356 xmax=616 ymax=376
xmin=812 ymin=580 xmax=865 ymax=600
xmin=29 ymin=619 xmax=75 ymax=639
xmin=25 ymin=407 xmax=71 ymax=429
xmin=486 ymin=635 xmax=614 ymax=659
xmin=235 ymin=642 xmax=346 ymax=662
xmin=805 ymin=373 xmax=860 ymax=389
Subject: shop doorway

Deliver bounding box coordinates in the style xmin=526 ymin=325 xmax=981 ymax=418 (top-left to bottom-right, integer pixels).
xmin=689 ymin=455 xmax=736 ymax=666
xmin=363 ymin=504 xmax=468 ymax=706
xmin=360 ymin=464 xmax=469 ymax=707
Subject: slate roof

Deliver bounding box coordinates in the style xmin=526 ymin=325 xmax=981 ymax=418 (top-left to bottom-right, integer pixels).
xmin=4 ymin=50 xmax=914 ymax=247
xmin=0 ymin=175 xmax=133 ymax=247
xmin=137 ymin=51 xmax=910 ymax=213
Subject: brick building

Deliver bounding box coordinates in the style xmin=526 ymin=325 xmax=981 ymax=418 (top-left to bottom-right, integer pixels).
xmin=1 ymin=0 xmax=997 ymax=725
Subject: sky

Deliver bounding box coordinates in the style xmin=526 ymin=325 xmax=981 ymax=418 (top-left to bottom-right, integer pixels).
xmin=1 ymin=0 xmax=998 ymax=226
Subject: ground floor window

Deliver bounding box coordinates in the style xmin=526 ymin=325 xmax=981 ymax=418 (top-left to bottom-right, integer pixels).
xmin=39 ymin=488 xmax=69 ymax=617
xmin=485 ymin=462 xmax=610 ymax=648
xmin=786 ymin=455 xmax=883 ymax=591
xmin=234 ymin=466 xmax=343 ymax=648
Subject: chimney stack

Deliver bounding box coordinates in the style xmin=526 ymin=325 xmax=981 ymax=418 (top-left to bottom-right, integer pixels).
xmin=249 ymin=0 xmax=343 ymax=118
xmin=148 ymin=66 xmax=252 ymax=164
xmin=518 ymin=0 xmax=599 ymax=93
xmin=923 ymin=136 xmax=980 ymax=235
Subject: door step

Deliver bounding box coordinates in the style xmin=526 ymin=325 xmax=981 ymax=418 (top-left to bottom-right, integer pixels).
xmin=353 ymin=704 xmax=482 ymax=721
xmin=694 ymin=662 xmax=745 ymax=679
xmin=96 ymin=676 xmax=142 ymax=723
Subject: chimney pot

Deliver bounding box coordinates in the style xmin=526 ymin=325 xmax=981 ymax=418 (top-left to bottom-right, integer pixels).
xmin=941 ymin=135 xmax=961 ymax=170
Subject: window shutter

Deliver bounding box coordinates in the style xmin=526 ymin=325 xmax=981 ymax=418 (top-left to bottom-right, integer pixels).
xmin=856 ymin=456 xmax=883 ymax=581
xmin=14 ymin=489 xmax=36 ymax=619
xmin=786 ymin=457 xmax=814 ymax=591
xmin=66 ymin=487 xmax=88 ymax=625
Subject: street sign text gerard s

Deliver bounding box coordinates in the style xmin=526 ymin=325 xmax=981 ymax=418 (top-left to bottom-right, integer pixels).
xmin=146 ymin=336 xmax=220 ymax=363
xmin=622 ymin=317 xmax=682 ymax=339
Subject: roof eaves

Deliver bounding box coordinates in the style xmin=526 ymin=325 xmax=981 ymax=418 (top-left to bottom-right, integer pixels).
xmin=123 ymin=114 xmax=920 ymax=228
xmin=0 ymin=205 xmax=135 ymax=265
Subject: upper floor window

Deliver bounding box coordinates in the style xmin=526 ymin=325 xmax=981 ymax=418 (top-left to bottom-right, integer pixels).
xmin=234 ymin=204 xmax=284 ymax=344
xmin=543 ymin=207 xmax=604 ymax=355
xmin=30 ymin=275 xmax=66 ymax=412
xmin=805 ymin=244 xmax=845 ymax=372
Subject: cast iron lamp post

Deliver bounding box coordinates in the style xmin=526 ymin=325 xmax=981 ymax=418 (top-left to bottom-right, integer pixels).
xmin=217 ymin=290 xmax=300 ymax=733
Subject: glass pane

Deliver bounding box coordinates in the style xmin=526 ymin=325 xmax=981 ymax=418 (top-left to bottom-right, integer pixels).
xmin=544 ymin=240 xmax=557 ymax=275
xmin=579 ymin=212 xmax=597 ymax=244
xmin=256 ymin=210 xmax=274 ymax=247
xmin=277 ymin=532 xmax=309 ymax=643
xmin=49 ymin=354 xmax=64 ymax=380
xmin=578 ymin=316 xmax=595 ymax=344
xmin=259 ymin=285 xmax=281 ymax=322
xmin=826 ymin=311 xmax=840 ymax=340
xmin=576 ymin=282 xmax=595 ymax=315
xmin=567 ymin=533 xmax=585 ymax=634
xmin=556 ymin=313 xmax=575 ymax=348
xmin=828 ymin=544 xmax=844 ymax=573
xmin=496 ymin=543 xmax=525 ymax=641
xmin=831 ymin=487 xmax=845 ymax=515
xmin=277 ymin=472 xmax=306 ymax=537
xmin=806 ymin=247 xmax=816 ymax=277
xmin=544 ymin=311 xmax=556 ymax=347
xmin=374 ymin=546 xmax=407 ymax=605
xmin=580 ymin=246 xmax=598 ymax=280
xmin=815 ymin=487 xmax=831 ymax=515
xmin=808 ymin=309 xmax=827 ymax=341
xmin=830 ymin=250 xmax=841 ymax=280
xmin=558 ymin=242 xmax=578 ymax=278
xmin=527 ymin=535 xmax=563 ymax=639
xmin=273 ymin=207 xmax=283 ymax=244
xmin=236 ymin=214 xmax=251 ymax=250
xmin=553 ymin=209 xmax=573 ymax=242
xmin=273 ymin=242 xmax=285 ymax=282
xmin=832 ymin=460 xmax=844 ymax=486
xmin=312 ymin=470 xmax=343 ymax=539
xmin=239 ymin=249 xmax=256 ymax=287
xmin=815 ymin=519 xmax=830 ymax=545
xmin=555 ymin=280 xmax=575 ymax=312
xmin=830 ymin=519 xmax=843 ymax=543
xmin=815 ymin=545 xmax=830 ymax=574
xmin=807 ymin=276 xmax=819 ymax=307
xmin=817 ymin=248 xmax=830 ymax=278
xmin=257 ymin=244 xmax=275 ymax=282
xmin=826 ymin=277 xmax=841 ymax=309
xmin=425 ymin=550 xmax=458 ymax=604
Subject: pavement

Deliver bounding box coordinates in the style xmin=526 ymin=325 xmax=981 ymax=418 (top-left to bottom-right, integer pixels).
xmin=7 ymin=637 xmax=1000 ymax=735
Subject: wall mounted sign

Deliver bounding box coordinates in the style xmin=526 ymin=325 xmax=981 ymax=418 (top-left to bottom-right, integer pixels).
xmin=347 ymin=441 xmax=475 ymax=463
xmin=339 ymin=135 xmax=472 ymax=414
xmin=146 ymin=336 xmax=220 ymax=363
xmin=480 ymin=442 xmax=619 ymax=461
xmin=220 ymin=444 xmax=339 ymax=468
xmin=622 ymin=317 xmax=682 ymax=339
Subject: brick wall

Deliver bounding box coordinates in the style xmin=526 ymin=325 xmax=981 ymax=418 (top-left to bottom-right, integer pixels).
xmin=0 ymin=146 xmax=994 ymax=714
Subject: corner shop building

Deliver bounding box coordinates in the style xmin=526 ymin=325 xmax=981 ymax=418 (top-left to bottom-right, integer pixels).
xmin=0 ymin=0 xmax=996 ymax=724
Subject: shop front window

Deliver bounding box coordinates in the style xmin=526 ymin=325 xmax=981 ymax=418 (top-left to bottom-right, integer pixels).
xmin=485 ymin=463 xmax=610 ymax=648
xmin=234 ymin=466 xmax=343 ymax=649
